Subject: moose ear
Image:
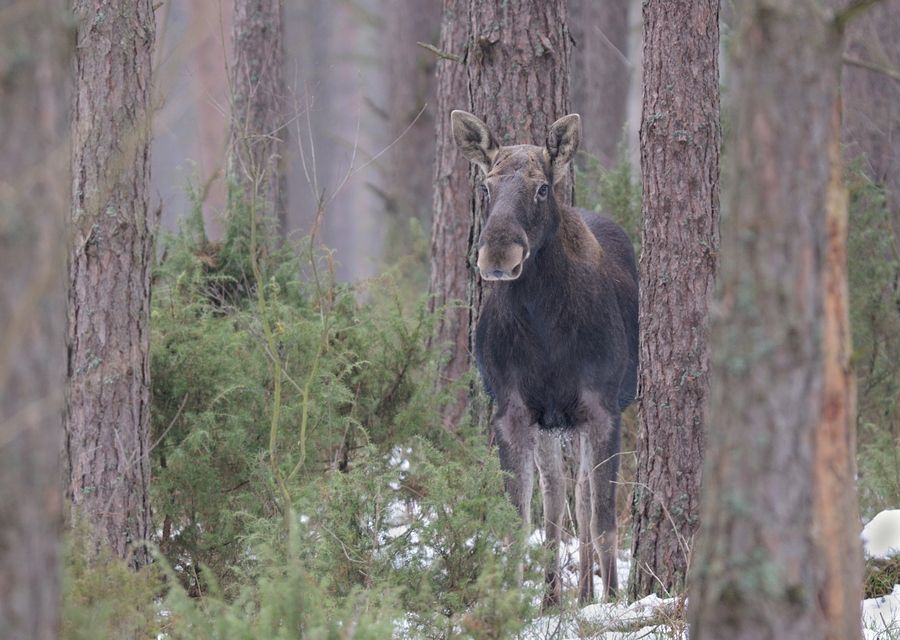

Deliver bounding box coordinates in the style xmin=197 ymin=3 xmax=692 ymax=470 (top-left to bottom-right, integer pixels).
xmin=451 ymin=110 xmax=499 ymax=174
xmin=545 ymin=114 xmax=581 ymax=183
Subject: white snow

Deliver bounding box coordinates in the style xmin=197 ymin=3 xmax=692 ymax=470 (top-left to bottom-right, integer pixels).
xmin=863 ymin=510 xmax=900 ymax=559
xmin=863 ymin=584 xmax=900 ymax=640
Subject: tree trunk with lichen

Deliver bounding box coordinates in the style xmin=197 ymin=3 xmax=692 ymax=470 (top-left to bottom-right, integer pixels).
xmin=687 ymin=2 xmax=862 ymax=638
xmin=0 ymin=1 xmax=71 ymax=636
xmin=628 ymin=0 xmax=719 ymax=599
xmin=228 ymin=0 xmax=287 ymax=234
xmin=429 ymin=0 xmax=474 ymax=430
xmin=66 ymin=0 xmax=156 ymax=568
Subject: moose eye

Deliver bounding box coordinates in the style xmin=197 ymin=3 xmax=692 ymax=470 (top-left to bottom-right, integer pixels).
xmin=536 ymin=183 xmax=549 ymax=200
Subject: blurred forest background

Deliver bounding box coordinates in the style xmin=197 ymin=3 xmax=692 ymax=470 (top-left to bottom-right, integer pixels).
xmin=1 ymin=0 xmax=899 ymax=638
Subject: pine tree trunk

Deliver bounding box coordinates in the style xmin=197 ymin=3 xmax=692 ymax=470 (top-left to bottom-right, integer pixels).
xmin=229 ymin=0 xmax=287 ymax=233
xmin=569 ymin=0 xmax=630 ymax=168
xmin=0 ymin=2 xmax=71 ymax=636
xmin=429 ymin=0 xmax=474 ymax=430
xmin=628 ymin=0 xmax=719 ymax=599
xmin=67 ymin=0 xmax=156 ymax=567
xmin=687 ymin=2 xmax=857 ymax=637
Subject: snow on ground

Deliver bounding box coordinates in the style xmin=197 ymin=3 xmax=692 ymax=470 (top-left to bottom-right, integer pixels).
xmin=864 ymin=585 xmax=900 ymax=640
xmin=518 ymin=510 xmax=900 ymax=639
xmin=864 ymin=510 xmax=900 ymax=559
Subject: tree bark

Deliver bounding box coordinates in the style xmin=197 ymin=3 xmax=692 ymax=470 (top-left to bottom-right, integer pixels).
xmin=228 ymin=0 xmax=287 ymax=234
xmin=813 ymin=92 xmax=864 ymax=640
xmin=687 ymin=2 xmax=858 ymax=638
xmin=67 ymin=0 xmax=157 ymax=567
xmin=628 ymin=0 xmax=719 ymax=599
xmin=0 ymin=2 xmax=71 ymax=636
xmin=569 ymin=0 xmax=630 ymax=168
xmin=429 ymin=0 xmax=475 ymax=430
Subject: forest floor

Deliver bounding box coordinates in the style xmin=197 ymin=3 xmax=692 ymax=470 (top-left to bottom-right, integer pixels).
xmin=515 ymin=509 xmax=900 ymax=640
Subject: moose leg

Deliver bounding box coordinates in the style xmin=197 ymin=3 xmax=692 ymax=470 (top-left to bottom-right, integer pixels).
xmin=581 ymin=398 xmax=622 ymax=599
xmin=575 ymin=436 xmax=595 ymax=604
xmin=534 ymin=433 xmax=565 ymax=608
xmin=493 ymin=397 xmax=536 ymax=582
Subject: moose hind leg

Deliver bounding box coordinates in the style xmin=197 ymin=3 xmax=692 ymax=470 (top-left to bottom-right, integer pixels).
xmin=535 ymin=433 xmax=565 ymax=608
xmin=581 ymin=408 xmax=622 ymax=599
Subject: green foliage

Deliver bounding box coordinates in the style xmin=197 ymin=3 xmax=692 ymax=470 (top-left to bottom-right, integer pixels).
xmin=575 ymin=147 xmax=642 ymax=252
xmin=846 ymin=163 xmax=900 ymax=518
xmin=62 ymin=529 xmax=163 ymax=640
xmin=64 ymin=184 xmax=536 ymax=638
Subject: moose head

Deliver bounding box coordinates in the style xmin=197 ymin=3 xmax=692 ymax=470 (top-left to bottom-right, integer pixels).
xmin=451 ymin=110 xmax=581 ymax=281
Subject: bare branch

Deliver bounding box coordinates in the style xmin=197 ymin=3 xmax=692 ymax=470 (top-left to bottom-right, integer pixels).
xmin=843 ymin=53 xmax=900 ymax=82
xmin=416 ymin=41 xmax=463 ymax=63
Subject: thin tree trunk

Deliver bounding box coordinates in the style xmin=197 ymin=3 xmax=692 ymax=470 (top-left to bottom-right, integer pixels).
xmin=688 ymin=2 xmax=858 ymax=637
xmin=429 ymin=0 xmax=474 ymax=430
xmin=229 ymin=0 xmax=287 ymax=234
xmin=628 ymin=0 xmax=719 ymax=599
xmin=569 ymin=0 xmax=630 ymax=168
xmin=188 ymin=0 xmax=234 ymax=241
xmin=842 ymin=2 xmax=900 ymax=225
xmin=67 ymin=0 xmax=157 ymax=567
xmin=384 ymin=0 xmax=440 ymax=225
xmin=0 ymin=1 xmax=71 ymax=636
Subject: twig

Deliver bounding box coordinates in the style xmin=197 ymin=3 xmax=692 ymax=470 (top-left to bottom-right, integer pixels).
xmin=834 ymin=0 xmax=890 ymax=30
xmin=593 ymin=25 xmax=633 ymax=69
xmin=416 ymin=41 xmax=463 ymax=63
xmin=843 ymin=54 xmax=900 ymax=83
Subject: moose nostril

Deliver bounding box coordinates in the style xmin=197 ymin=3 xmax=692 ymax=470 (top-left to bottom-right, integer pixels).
xmin=510 ymin=264 xmax=522 ymax=277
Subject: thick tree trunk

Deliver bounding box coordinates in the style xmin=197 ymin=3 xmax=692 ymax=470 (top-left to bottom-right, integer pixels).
xmin=67 ymin=0 xmax=156 ymax=567
xmin=429 ymin=0 xmax=474 ymax=430
xmin=569 ymin=0 xmax=630 ymax=168
xmin=687 ymin=3 xmax=858 ymax=638
xmin=229 ymin=0 xmax=287 ymax=233
xmin=0 ymin=2 xmax=71 ymax=636
xmin=628 ymin=0 xmax=719 ymax=599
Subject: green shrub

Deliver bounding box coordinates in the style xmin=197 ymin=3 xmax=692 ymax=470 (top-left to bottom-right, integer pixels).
xmin=847 ymin=163 xmax=900 ymax=519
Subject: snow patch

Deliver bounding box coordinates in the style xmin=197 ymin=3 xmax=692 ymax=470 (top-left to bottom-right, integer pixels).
xmin=863 ymin=510 xmax=900 ymax=559
xmin=863 ymin=584 xmax=900 ymax=639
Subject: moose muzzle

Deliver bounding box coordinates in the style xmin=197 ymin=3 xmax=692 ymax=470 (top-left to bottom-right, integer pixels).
xmin=477 ymin=242 xmax=527 ymax=281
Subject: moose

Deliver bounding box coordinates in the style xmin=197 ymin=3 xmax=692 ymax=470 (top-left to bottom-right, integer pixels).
xmin=451 ymin=110 xmax=639 ymax=605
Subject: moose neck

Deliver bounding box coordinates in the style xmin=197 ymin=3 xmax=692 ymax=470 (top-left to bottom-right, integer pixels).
xmin=502 ymin=201 xmax=594 ymax=309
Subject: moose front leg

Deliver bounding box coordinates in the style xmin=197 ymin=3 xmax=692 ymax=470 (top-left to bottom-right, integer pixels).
xmin=535 ymin=433 xmax=565 ymax=609
xmin=575 ymin=437 xmax=595 ymax=604
xmin=493 ymin=397 xmax=536 ymax=583
xmin=580 ymin=395 xmax=622 ymax=600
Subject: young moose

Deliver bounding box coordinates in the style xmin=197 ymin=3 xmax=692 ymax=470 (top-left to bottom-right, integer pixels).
xmin=452 ymin=110 xmax=638 ymax=604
